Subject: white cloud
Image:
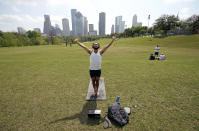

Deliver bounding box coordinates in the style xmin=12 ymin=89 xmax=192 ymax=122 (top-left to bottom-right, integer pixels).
xmin=164 ymin=0 xmax=194 ymax=4
xmin=47 ymin=0 xmax=93 ymax=7
xmin=0 ymin=14 xmax=43 ymax=32
xmin=1 ymin=0 xmax=94 ymax=7
xmin=11 ymin=6 xmax=21 ymax=12
xmin=0 ymin=14 xmax=23 ymax=23
xmin=0 ymin=0 xmax=43 ymax=6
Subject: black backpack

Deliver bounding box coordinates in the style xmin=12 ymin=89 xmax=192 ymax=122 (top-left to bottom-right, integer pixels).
xmin=108 ymin=103 xmax=129 ymax=126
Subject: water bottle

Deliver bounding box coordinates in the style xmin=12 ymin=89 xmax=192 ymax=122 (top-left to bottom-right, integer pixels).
xmin=116 ymin=96 xmax=120 ymax=104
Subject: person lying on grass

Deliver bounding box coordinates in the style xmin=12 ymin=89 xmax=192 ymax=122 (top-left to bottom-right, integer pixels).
xmin=73 ymin=35 xmax=117 ymax=97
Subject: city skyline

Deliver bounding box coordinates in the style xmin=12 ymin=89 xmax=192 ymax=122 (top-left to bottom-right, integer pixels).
xmin=0 ymin=0 xmax=199 ymax=34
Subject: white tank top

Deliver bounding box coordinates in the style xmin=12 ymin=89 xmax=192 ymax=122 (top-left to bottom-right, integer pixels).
xmin=90 ymin=51 xmax=102 ymax=70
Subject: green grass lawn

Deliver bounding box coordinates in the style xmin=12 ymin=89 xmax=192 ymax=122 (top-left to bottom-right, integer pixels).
xmin=0 ymin=35 xmax=199 ymax=130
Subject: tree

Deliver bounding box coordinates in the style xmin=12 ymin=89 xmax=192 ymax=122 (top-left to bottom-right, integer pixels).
xmin=0 ymin=31 xmax=3 ymax=37
xmin=124 ymin=28 xmax=133 ymax=37
xmin=132 ymin=26 xmax=147 ymax=36
xmin=185 ymin=15 xmax=199 ymax=33
xmin=148 ymin=27 xmax=155 ymax=36
xmin=26 ymin=30 xmax=42 ymax=45
xmin=26 ymin=30 xmax=41 ymax=39
xmin=49 ymin=32 xmax=54 ymax=44
xmin=154 ymin=14 xmax=180 ymax=34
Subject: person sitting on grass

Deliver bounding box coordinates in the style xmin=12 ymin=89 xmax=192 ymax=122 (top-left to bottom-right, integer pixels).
xmin=73 ymin=35 xmax=117 ymax=97
xmin=159 ymin=53 xmax=166 ymax=60
xmin=149 ymin=53 xmax=155 ymax=60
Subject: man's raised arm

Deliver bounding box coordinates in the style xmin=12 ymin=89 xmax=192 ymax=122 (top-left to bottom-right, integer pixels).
xmin=100 ymin=35 xmax=117 ymax=55
xmin=73 ymin=38 xmax=92 ymax=54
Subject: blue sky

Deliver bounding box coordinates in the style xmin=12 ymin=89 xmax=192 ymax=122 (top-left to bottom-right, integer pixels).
xmin=0 ymin=0 xmax=198 ymax=34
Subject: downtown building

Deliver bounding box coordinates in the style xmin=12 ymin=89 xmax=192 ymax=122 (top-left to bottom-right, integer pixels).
xmin=54 ymin=24 xmax=62 ymax=36
xmin=84 ymin=17 xmax=88 ymax=36
xmin=88 ymin=24 xmax=97 ymax=36
xmin=71 ymin=9 xmax=77 ymax=36
xmin=33 ymin=28 xmax=41 ymax=33
xmin=75 ymin=11 xmax=84 ymax=36
xmin=43 ymin=15 xmax=52 ymax=35
xmin=17 ymin=27 xmax=26 ymax=34
xmin=46 ymin=24 xmax=62 ymax=37
xmin=111 ymin=24 xmax=114 ymax=34
xmin=71 ymin=9 xmax=88 ymax=36
xmin=132 ymin=14 xmax=142 ymax=27
xmin=62 ymin=18 xmax=70 ymax=36
xmin=99 ymin=12 xmax=106 ymax=35
xmin=115 ymin=16 xmax=125 ymax=33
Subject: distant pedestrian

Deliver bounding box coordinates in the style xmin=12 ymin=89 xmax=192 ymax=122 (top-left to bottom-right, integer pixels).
xmin=65 ymin=40 xmax=72 ymax=47
xmin=65 ymin=41 xmax=67 ymax=47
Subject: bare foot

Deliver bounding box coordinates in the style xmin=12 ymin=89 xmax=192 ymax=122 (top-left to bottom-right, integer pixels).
xmin=95 ymin=91 xmax=99 ymax=97
xmin=92 ymin=87 xmax=97 ymax=96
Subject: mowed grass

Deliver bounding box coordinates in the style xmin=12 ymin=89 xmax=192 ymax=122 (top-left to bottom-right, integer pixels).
xmin=0 ymin=35 xmax=199 ymax=130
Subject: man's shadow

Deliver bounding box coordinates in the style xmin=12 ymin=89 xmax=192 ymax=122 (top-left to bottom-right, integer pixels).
xmin=50 ymin=100 xmax=101 ymax=126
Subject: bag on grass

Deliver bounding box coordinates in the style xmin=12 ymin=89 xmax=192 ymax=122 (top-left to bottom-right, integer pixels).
xmin=108 ymin=103 xmax=129 ymax=126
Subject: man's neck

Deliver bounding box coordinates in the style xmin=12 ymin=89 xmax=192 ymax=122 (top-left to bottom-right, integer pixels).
xmin=94 ymin=49 xmax=98 ymax=53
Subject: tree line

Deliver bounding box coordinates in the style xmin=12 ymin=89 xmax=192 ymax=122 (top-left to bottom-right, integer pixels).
xmin=0 ymin=30 xmax=66 ymax=47
xmin=0 ymin=30 xmax=104 ymax=47
xmin=118 ymin=14 xmax=199 ymax=37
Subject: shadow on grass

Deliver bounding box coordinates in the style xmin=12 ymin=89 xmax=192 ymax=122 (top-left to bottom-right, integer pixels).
xmin=50 ymin=101 xmax=101 ymax=126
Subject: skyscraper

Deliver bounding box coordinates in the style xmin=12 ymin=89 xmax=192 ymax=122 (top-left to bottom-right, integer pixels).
xmin=132 ymin=14 xmax=137 ymax=27
xmin=115 ymin=16 xmax=123 ymax=33
xmin=71 ymin=9 xmax=77 ymax=36
xmin=88 ymin=24 xmax=97 ymax=36
xmin=84 ymin=17 xmax=88 ymax=36
xmin=17 ymin=27 xmax=26 ymax=34
xmin=51 ymin=26 xmax=56 ymax=36
xmin=121 ymin=21 xmax=125 ymax=33
xmin=111 ymin=25 xmax=114 ymax=34
xmin=137 ymin=22 xmax=142 ymax=26
xmin=75 ymin=11 xmax=84 ymax=36
xmin=99 ymin=12 xmax=106 ymax=35
xmin=62 ymin=18 xmax=70 ymax=36
xmin=132 ymin=14 xmax=142 ymax=27
xmin=33 ymin=28 xmax=41 ymax=33
xmin=43 ymin=15 xmax=52 ymax=35
xmin=55 ymin=24 xmax=62 ymax=36
xmin=89 ymin=24 xmax=94 ymax=32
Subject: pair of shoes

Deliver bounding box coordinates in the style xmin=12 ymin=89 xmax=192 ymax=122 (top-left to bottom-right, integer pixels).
xmin=103 ymin=116 xmax=112 ymax=129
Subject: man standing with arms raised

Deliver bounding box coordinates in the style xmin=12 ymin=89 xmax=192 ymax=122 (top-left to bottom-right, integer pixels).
xmin=73 ymin=35 xmax=117 ymax=97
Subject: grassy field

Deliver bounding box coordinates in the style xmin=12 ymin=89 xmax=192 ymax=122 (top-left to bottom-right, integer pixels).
xmin=0 ymin=35 xmax=199 ymax=130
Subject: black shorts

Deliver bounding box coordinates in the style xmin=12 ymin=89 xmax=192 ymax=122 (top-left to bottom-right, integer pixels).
xmin=89 ymin=70 xmax=101 ymax=78
xmin=155 ymin=52 xmax=159 ymax=55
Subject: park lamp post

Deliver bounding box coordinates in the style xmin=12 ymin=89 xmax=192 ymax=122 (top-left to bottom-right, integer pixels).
xmin=148 ymin=14 xmax=150 ymax=36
